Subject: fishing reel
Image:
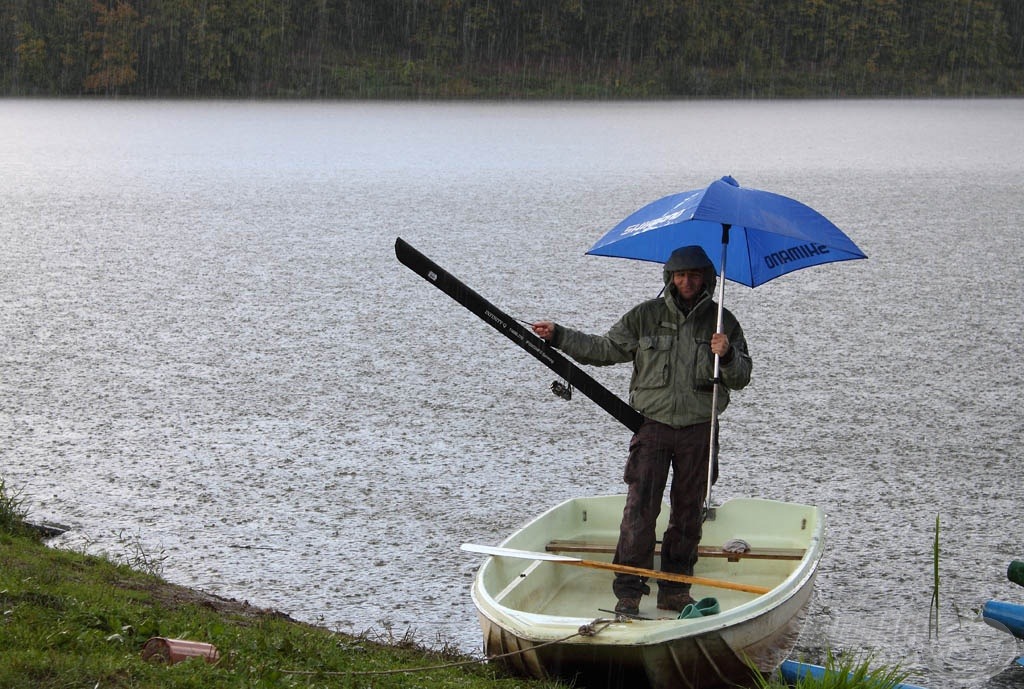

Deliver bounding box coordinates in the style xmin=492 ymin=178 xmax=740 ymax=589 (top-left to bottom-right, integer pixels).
xmin=551 ymin=380 xmax=573 ymax=400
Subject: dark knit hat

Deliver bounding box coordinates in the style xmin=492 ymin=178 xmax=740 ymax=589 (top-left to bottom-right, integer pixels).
xmin=664 ymin=245 xmax=713 ymax=273
xmin=662 ymin=245 xmax=717 ymax=296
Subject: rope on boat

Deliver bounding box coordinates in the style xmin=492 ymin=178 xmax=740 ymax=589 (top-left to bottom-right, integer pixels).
xmin=279 ymin=618 xmax=617 ymax=678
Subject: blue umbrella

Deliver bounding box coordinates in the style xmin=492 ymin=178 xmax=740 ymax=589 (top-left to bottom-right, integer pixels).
xmin=587 ymin=175 xmax=866 ymax=287
xmin=587 ymin=175 xmax=866 ymax=511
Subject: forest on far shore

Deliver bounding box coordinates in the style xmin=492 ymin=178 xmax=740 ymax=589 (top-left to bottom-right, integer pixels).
xmin=3 ymin=0 xmax=1023 ymax=98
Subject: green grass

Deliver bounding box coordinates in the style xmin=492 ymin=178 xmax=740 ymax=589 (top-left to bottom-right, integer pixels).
xmin=0 ymin=477 xmax=32 ymax=537
xmin=751 ymin=651 xmax=913 ymax=689
xmin=0 ymin=530 xmax=567 ymax=688
xmin=0 ymin=482 xmax=563 ymax=689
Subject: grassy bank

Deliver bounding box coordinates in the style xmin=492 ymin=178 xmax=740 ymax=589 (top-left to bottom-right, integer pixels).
xmin=0 ymin=480 xmax=565 ymax=689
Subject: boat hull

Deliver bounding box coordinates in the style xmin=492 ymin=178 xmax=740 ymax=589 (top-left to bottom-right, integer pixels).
xmin=479 ymin=580 xmax=813 ymax=688
xmin=469 ymin=496 xmax=825 ymax=689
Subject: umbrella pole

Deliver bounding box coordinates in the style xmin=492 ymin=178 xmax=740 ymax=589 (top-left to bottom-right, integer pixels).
xmin=705 ymin=225 xmax=730 ymax=520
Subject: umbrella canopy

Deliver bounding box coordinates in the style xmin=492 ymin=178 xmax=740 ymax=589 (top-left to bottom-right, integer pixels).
xmin=586 ymin=175 xmax=866 ymax=287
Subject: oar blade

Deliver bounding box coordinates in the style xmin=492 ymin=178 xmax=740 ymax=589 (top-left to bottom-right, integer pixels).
xmin=460 ymin=543 xmax=581 ymax=563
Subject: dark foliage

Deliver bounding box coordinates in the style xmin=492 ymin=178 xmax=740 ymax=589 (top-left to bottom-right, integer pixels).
xmin=2 ymin=0 xmax=1022 ymax=97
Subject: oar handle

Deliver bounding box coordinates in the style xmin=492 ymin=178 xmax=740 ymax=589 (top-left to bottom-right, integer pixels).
xmin=462 ymin=542 xmax=773 ymax=595
xmin=569 ymin=558 xmax=771 ymax=595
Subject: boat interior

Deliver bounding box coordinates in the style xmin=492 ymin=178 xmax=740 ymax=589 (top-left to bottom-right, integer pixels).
xmin=480 ymin=496 xmax=821 ymax=620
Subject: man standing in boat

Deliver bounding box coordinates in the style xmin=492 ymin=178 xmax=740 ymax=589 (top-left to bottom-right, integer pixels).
xmin=532 ymin=245 xmax=751 ymax=617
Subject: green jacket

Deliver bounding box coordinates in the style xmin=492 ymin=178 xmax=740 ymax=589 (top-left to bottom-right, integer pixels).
xmin=552 ymin=286 xmax=751 ymax=429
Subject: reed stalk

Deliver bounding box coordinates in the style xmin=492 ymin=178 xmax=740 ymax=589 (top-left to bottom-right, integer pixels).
xmin=929 ymin=514 xmax=940 ymax=638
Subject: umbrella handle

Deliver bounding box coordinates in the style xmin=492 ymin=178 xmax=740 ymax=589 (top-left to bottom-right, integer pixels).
xmin=706 ymin=225 xmax=730 ymax=515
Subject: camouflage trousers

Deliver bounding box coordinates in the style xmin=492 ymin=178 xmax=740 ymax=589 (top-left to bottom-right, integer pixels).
xmin=612 ymin=419 xmax=714 ymax=600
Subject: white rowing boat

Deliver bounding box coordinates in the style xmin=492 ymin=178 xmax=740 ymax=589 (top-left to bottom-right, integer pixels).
xmin=465 ymin=495 xmax=824 ymax=689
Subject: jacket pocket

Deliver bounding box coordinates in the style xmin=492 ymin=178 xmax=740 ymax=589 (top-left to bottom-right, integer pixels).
xmin=692 ymin=337 xmax=716 ymax=392
xmin=633 ymin=335 xmax=673 ymax=389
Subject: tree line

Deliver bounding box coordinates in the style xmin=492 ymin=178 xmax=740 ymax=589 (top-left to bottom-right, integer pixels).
xmin=3 ymin=0 xmax=1023 ymax=98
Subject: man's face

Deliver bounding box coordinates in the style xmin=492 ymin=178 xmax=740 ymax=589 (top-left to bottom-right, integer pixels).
xmin=671 ymin=269 xmax=705 ymax=302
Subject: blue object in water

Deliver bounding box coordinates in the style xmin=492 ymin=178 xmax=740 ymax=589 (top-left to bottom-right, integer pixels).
xmin=982 ymin=599 xmax=1024 ymax=640
xmin=779 ymin=660 xmax=928 ymax=689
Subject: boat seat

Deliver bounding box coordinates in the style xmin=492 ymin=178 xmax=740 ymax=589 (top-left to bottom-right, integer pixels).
xmin=545 ymin=539 xmax=805 ymax=563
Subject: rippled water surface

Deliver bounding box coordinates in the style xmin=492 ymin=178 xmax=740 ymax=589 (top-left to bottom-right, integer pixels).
xmin=2 ymin=99 xmax=1023 ymax=687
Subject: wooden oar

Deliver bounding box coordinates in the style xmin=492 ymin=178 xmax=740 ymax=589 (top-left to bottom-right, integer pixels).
xmin=462 ymin=543 xmax=772 ymax=595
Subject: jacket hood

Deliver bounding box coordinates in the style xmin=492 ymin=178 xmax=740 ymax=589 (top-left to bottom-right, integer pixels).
xmin=662 ymin=245 xmax=717 ymax=297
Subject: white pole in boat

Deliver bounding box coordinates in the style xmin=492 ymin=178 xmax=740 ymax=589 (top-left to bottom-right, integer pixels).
xmin=705 ymin=224 xmax=729 ymax=520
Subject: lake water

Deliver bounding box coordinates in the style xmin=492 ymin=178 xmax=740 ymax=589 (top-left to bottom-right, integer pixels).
xmin=2 ymin=99 xmax=1023 ymax=688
